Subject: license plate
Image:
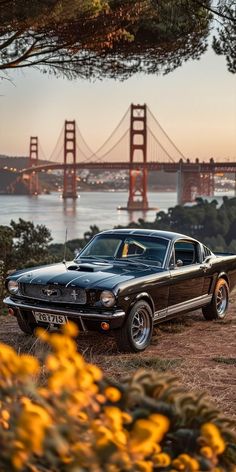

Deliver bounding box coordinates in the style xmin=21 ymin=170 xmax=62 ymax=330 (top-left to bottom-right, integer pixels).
xmin=33 ymin=311 xmax=67 ymax=325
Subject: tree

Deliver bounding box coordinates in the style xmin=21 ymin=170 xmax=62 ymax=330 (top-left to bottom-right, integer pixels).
xmin=0 ymin=0 xmax=234 ymax=81
xmin=83 ymin=224 xmax=100 ymax=241
xmin=10 ymin=218 xmax=53 ymax=267
xmin=0 ymin=225 xmax=14 ymax=297
xmin=0 ymin=218 xmax=54 ymax=301
xmin=212 ymin=1 xmax=236 ymax=73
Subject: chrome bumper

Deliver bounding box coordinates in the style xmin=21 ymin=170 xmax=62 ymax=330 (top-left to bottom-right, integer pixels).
xmin=3 ymin=296 xmax=125 ymax=324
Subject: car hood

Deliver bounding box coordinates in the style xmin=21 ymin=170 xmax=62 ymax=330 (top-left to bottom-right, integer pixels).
xmin=12 ymin=261 xmax=163 ymax=291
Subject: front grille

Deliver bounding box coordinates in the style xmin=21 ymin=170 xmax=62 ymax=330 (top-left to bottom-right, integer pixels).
xmin=20 ymin=283 xmax=87 ymax=305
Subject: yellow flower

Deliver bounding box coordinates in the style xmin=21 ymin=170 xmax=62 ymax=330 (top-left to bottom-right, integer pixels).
xmin=94 ymin=424 xmax=114 ymax=448
xmin=36 ymin=327 xmax=49 ymax=342
xmin=104 ymin=406 xmax=123 ymax=431
xmin=1 ymin=409 xmax=10 ymax=421
xmin=201 ymin=423 xmax=226 ymax=455
xmin=129 ymin=418 xmax=166 ymax=456
xmin=87 ymin=364 xmax=103 ymax=382
xmin=200 ymin=446 xmax=214 ymax=460
xmin=62 ymin=321 xmax=79 ymax=337
xmin=149 ymin=414 xmax=170 ymax=436
xmin=104 ymin=386 xmax=122 ymax=403
xmin=135 ymin=460 xmax=153 ymax=472
xmin=19 ymin=354 xmax=39 ymax=376
xmin=46 ymin=354 xmax=60 ymax=371
xmin=113 ymin=430 xmax=128 ymax=447
xmin=153 ymin=452 xmax=171 ymax=468
xmin=171 ymin=459 xmax=185 ymax=471
xmin=96 ymin=394 xmax=106 ymax=404
xmin=17 ymin=401 xmax=52 ymax=455
xmin=122 ymin=412 xmax=132 ymax=424
xmin=12 ymin=450 xmax=28 ymax=470
xmin=172 ymin=454 xmax=200 ymax=471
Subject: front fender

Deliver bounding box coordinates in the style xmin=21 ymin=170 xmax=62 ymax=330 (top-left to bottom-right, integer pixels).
xmin=129 ymin=291 xmax=155 ymax=316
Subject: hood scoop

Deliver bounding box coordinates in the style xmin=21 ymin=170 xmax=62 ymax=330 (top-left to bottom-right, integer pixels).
xmin=67 ymin=263 xmax=113 ymax=272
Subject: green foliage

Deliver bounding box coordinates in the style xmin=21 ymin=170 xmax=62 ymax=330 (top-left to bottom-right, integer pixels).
xmin=0 ymin=218 xmax=53 ymax=301
xmin=116 ymin=197 xmax=236 ymax=253
xmin=212 ymin=1 xmax=236 ymax=73
xmin=10 ymin=218 xmax=53 ymax=267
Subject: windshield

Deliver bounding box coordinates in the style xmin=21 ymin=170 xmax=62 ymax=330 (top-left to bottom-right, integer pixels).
xmin=77 ymin=234 xmax=169 ymax=267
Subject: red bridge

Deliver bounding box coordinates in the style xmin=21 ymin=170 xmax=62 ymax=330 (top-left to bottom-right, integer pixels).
xmin=14 ymin=104 xmax=236 ymax=208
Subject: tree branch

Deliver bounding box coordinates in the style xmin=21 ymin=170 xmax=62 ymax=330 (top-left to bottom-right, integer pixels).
xmin=0 ymin=39 xmax=38 ymax=69
xmin=0 ymin=30 xmax=23 ymax=51
xmin=196 ymin=0 xmax=236 ymax=23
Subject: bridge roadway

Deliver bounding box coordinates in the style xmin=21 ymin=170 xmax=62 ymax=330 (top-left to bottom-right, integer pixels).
xmin=20 ymin=161 xmax=236 ymax=174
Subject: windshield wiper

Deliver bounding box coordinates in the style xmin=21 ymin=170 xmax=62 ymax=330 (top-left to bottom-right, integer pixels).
xmin=117 ymin=257 xmax=150 ymax=269
xmin=77 ymin=256 xmax=113 ymax=264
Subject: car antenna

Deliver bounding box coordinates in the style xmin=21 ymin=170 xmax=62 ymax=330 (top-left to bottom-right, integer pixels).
xmin=63 ymin=228 xmax=68 ymax=270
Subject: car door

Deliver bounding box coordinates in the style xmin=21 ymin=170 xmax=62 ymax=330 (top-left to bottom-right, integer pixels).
xmin=167 ymin=239 xmax=207 ymax=312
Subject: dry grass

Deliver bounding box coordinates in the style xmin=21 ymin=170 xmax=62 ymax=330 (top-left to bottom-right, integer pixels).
xmin=212 ymin=357 xmax=236 ymax=365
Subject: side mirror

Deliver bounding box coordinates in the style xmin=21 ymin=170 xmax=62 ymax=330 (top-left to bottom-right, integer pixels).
xmin=176 ymin=259 xmax=184 ymax=267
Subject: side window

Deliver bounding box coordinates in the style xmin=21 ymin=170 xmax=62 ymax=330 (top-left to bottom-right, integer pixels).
xmin=203 ymin=245 xmax=212 ymax=260
xmin=174 ymin=241 xmax=200 ymax=266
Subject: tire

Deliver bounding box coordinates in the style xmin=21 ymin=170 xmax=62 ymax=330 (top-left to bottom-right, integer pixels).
xmin=114 ymin=300 xmax=153 ymax=353
xmin=202 ymin=278 xmax=229 ymax=321
xmin=16 ymin=312 xmax=37 ymax=335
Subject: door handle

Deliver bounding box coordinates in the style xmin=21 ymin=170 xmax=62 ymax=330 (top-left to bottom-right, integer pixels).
xmin=200 ymin=264 xmax=211 ymax=272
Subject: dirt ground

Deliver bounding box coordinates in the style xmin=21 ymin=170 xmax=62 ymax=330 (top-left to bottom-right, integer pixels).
xmin=0 ymin=289 xmax=236 ymax=420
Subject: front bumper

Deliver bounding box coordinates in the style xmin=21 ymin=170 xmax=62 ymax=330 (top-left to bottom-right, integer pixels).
xmin=3 ymin=296 xmax=125 ymax=331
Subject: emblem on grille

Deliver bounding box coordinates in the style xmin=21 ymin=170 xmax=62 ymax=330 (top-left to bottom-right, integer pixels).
xmin=71 ymin=289 xmax=77 ymax=301
xmin=42 ymin=288 xmax=58 ymax=297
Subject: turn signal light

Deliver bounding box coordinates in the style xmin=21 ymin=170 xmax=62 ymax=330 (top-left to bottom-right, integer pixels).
xmin=101 ymin=322 xmax=110 ymax=331
xmin=8 ymin=308 xmax=15 ymax=316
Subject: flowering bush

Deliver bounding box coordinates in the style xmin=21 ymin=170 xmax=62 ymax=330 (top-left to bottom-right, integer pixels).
xmin=0 ymin=323 xmax=235 ymax=471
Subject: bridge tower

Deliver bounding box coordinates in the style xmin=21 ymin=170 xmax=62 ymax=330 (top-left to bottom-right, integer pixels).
xmin=63 ymin=120 xmax=77 ymax=199
xmin=177 ymin=164 xmax=215 ymax=204
xmin=127 ymin=104 xmax=149 ymax=210
xmin=29 ymin=136 xmax=39 ymax=195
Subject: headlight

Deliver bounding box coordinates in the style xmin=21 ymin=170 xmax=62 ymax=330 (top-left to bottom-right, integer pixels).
xmin=8 ymin=280 xmax=19 ymax=294
xmin=100 ymin=290 xmax=115 ymax=308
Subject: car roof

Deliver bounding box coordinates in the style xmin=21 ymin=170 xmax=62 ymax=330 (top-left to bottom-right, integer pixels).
xmin=99 ymin=228 xmax=196 ymax=242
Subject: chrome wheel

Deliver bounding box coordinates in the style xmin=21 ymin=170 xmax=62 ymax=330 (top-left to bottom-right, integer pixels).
xmin=202 ymin=278 xmax=229 ymax=321
xmin=216 ymin=285 xmax=228 ymax=316
xmin=131 ymin=307 xmax=151 ymax=348
xmin=114 ymin=300 xmax=153 ymax=352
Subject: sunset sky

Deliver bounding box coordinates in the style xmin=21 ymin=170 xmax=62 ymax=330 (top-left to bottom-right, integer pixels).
xmin=0 ymin=45 xmax=235 ymax=161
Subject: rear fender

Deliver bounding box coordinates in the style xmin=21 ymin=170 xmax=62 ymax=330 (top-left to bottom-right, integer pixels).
xmin=216 ymin=272 xmax=230 ymax=289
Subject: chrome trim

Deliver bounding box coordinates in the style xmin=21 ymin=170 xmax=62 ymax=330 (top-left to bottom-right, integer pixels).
xmin=3 ymin=297 xmax=125 ymax=320
xmin=79 ymin=317 xmax=87 ymax=332
xmin=154 ymin=294 xmax=212 ymax=320
xmin=162 ymin=240 xmax=171 ymax=269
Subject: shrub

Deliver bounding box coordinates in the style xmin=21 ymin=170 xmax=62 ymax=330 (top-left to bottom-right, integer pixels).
xmin=0 ymin=324 xmax=235 ymax=471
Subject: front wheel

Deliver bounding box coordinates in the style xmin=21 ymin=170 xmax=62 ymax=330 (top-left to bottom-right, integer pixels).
xmin=202 ymin=278 xmax=229 ymax=321
xmin=114 ymin=300 xmax=153 ymax=353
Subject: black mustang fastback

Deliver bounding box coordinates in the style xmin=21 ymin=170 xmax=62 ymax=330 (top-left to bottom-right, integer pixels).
xmin=4 ymin=229 xmax=236 ymax=352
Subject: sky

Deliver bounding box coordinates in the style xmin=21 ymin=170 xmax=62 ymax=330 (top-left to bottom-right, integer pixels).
xmin=0 ymin=45 xmax=235 ymax=162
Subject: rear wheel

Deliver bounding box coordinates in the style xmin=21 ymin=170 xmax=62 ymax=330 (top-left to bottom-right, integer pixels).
xmin=114 ymin=300 xmax=153 ymax=352
xmin=16 ymin=312 xmax=37 ymax=335
xmin=202 ymin=278 xmax=229 ymax=320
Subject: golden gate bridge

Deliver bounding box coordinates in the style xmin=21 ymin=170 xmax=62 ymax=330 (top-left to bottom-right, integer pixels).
xmin=11 ymin=104 xmax=236 ymax=209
